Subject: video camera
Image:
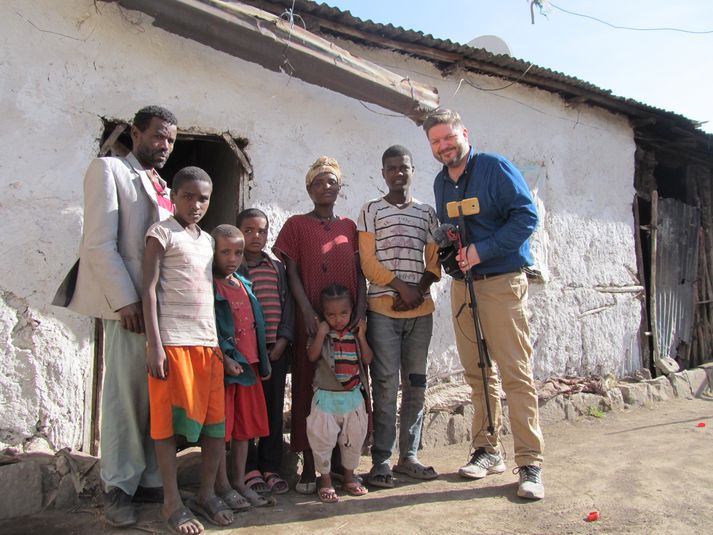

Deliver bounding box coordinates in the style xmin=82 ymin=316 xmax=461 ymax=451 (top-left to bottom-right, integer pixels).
xmin=433 ymin=223 xmax=461 ymax=277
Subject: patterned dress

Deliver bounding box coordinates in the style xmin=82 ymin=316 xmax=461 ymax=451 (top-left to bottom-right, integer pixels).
xmin=273 ymin=214 xmax=359 ymax=452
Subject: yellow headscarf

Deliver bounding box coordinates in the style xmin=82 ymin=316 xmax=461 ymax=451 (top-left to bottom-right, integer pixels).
xmin=305 ymin=156 xmax=343 ymax=188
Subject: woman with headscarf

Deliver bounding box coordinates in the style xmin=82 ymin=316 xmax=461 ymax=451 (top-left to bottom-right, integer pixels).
xmin=273 ymin=156 xmax=367 ymax=493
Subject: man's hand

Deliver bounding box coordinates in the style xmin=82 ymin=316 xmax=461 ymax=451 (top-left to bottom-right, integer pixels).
xmin=391 ymin=279 xmax=424 ymax=311
xmin=118 ymin=302 xmax=145 ymax=334
xmin=456 ymin=244 xmax=481 ymax=272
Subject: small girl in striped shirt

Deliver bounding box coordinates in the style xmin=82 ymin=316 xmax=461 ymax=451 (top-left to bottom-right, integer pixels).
xmin=306 ymin=284 xmax=373 ymax=503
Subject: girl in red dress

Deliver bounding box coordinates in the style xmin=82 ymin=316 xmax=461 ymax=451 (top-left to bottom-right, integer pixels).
xmin=273 ymin=156 xmax=366 ymax=493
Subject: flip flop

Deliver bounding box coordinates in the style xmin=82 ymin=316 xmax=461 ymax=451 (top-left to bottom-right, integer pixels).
xmin=318 ymin=487 xmax=339 ymax=503
xmin=218 ymin=489 xmax=251 ymax=511
xmin=186 ymin=496 xmax=233 ymax=527
xmin=244 ymin=470 xmax=270 ymax=494
xmin=263 ymin=472 xmax=289 ymax=495
xmin=392 ymin=460 xmax=438 ymax=480
xmin=241 ymin=486 xmax=276 ymax=507
xmin=344 ymin=481 xmax=369 ymax=497
xmin=295 ymin=480 xmax=317 ymax=495
xmin=164 ymin=505 xmax=203 ymax=535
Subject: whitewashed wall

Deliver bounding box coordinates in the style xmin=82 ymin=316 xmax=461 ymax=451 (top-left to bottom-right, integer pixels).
xmin=0 ymin=0 xmax=640 ymax=451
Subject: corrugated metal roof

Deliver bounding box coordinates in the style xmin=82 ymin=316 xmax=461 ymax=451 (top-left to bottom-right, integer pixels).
xmin=246 ymin=0 xmax=711 ymax=142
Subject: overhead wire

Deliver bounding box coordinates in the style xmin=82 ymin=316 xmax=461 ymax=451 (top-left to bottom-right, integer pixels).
xmin=549 ymin=2 xmax=713 ymax=34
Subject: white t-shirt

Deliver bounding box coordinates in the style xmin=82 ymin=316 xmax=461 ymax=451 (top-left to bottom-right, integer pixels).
xmin=145 ymin=217 xmax=217 ymax=346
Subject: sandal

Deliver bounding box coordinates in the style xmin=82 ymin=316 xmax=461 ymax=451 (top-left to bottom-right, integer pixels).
xmin=241 ymin=487 xmax=276 ymax=507
xmin=263 ymin=472 xmax=289 ymax=495
xmin=244 ymin=470 xmax=270 ymax=494
xmin=164 ymin=505 xmax=203 ymax=535
xmin=366 ymin=466 xmax=394 ymax=488
xmin=330 ymin=471 xmax=364 ymax=486
xmin=344 ymin=481 xmax=369 ymax=497
xmin=392 ymin=459 xmax=438 ymax=481
xmin=186 ymin=496 xmax=233 ymax=527
xmin=218 ymin=489 xmax=251 ymax=511
xmin=295 ymin=480 xmax=317 ymax=495
xmin=318 ymin=487 xmax=339 ymax=503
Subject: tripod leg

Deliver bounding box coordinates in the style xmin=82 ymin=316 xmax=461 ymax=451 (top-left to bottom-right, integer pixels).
xmin=450 ymin=279 xmax=502 ymax=446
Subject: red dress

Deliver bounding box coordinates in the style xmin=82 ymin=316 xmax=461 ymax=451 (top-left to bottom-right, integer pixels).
xmin=273 ymin=214 xmax=359 ymax=452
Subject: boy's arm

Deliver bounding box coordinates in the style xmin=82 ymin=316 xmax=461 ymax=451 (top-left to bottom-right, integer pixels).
xmin=359 ymin=231 xmax=422 ymax=311
xmin=306 ymin=322 xmax=330 ymax=362
xmin=275 ymin=260 xmax=296 ymax=343
xmin=142 ymin=236 xmax=167 ymax=379
xmin=417 ymin=242 xmax=441 ymax=294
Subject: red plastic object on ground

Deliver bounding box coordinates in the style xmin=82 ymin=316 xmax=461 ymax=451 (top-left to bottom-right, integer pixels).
xmin=697 ymin=422 xmax=706 ymax=428
xmin=586 ymin=511 xmax=600 ymax=522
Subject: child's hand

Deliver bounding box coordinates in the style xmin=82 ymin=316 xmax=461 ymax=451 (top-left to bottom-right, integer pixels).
xmin=317 ymin=320 xmax=330 ymax=337
xmin=147 ymin=344 xmax=168 ymax=379
xmin=355 ymin=318 xmax=368 ymax=339
xmin=269 ymin=337 xmax=288 ymax=362
xmin=224 ymin=358 xmax=243 ymax=376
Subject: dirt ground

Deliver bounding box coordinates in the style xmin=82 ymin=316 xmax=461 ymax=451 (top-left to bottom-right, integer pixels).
xmin=1 ymin=398 xmax=711 ymax=535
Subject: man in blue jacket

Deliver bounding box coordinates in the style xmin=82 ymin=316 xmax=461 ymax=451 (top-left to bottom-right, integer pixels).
xmin=423 ymin=108 xmax=544 ymax=500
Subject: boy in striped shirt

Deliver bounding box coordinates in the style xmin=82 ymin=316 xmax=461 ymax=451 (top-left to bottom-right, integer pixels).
xmin=237 ymin=208 xmax=294 ymax=495
xmin=357 ymin=145 xmax=441 ymax=487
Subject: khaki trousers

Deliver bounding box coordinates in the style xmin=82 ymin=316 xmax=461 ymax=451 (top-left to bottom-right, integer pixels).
xmin=450 ymin=272 xmax=544 ymax=467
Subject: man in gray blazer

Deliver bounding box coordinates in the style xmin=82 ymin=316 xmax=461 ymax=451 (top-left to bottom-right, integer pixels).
xmin=57 ymin=106 xmax=177 ymax=526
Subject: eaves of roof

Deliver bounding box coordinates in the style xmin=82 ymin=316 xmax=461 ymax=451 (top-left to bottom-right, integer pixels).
xmin=247 ymin=0 xmax=713 ymax=161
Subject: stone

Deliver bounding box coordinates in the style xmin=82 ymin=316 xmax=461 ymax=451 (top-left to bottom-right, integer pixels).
xmin=617 ymin=383 xmax=653 ymax=407
xmin=568 ymin=393 xmax=610 ymax=417
xmin=538 ymin=396 xmax=566 ymax=424
xmin=0 ymin=461 xmax=44 ymax=520
xmin=645 ymin=377 xmax=674 ymax=402
xmin=667 ymin=372 xmax=693 ymax=399
xmin=607 ymin=388 xmax=625 ymax=410
xmin=683 ymin=368 xmax=710 ymax=398
xmin=632 ymin=368 xmax=652 ymax=381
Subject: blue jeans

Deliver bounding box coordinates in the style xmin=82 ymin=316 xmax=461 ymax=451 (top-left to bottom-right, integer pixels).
xmin=367 ymin=311 xmax=433 ymax=467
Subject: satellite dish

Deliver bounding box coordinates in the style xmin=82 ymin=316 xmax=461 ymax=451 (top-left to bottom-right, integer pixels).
xmin=467 ymin=35 xmax=511 ymax=56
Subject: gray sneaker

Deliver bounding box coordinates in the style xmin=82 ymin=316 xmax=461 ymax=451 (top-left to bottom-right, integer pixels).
xmin=458 ymin=447 xmax=506 ymax=479
xmin=515 ymin=465 xmax=544 ymax=500
xmin=104 ymin=487 xmax=137 ymax=527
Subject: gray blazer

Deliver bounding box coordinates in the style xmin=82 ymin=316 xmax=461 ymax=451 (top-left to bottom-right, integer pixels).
xmin=53 ymin=152 xmax=172 ymax=320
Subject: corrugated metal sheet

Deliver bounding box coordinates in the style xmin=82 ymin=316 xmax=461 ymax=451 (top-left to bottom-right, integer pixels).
xmin=655 ymin=198 xmax=700 ymax=363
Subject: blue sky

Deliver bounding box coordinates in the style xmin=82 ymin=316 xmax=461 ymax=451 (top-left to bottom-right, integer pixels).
xmin=322 ymin=0 xmax=713 ymax=133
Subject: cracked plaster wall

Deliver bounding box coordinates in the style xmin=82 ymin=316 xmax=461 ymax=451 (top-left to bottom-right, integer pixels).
xmin=0 ymin=0 xmax=640 ymax=450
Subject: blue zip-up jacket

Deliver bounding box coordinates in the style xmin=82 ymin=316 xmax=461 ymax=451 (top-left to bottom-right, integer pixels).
xmin=214 ymin=271 xmax=271 ymax=386
xmin=434 ymin=147 xmax=538 ymax=275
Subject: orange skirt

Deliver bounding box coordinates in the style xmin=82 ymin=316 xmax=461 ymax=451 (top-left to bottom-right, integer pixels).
xmin=149 ymin=346 xmax=225 ymax=442
xmin=225 ymin=364 xmax=269 ymax=441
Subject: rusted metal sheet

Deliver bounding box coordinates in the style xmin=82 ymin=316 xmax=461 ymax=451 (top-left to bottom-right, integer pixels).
xmin=654 ymin=197 xmax=700 ymax=365
xmin=112 ymin=0 xmax=439 ymax=123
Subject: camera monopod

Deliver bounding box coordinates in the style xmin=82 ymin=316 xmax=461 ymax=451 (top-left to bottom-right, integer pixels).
xmin=447 ymin=197 xmax=495 ymax=435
